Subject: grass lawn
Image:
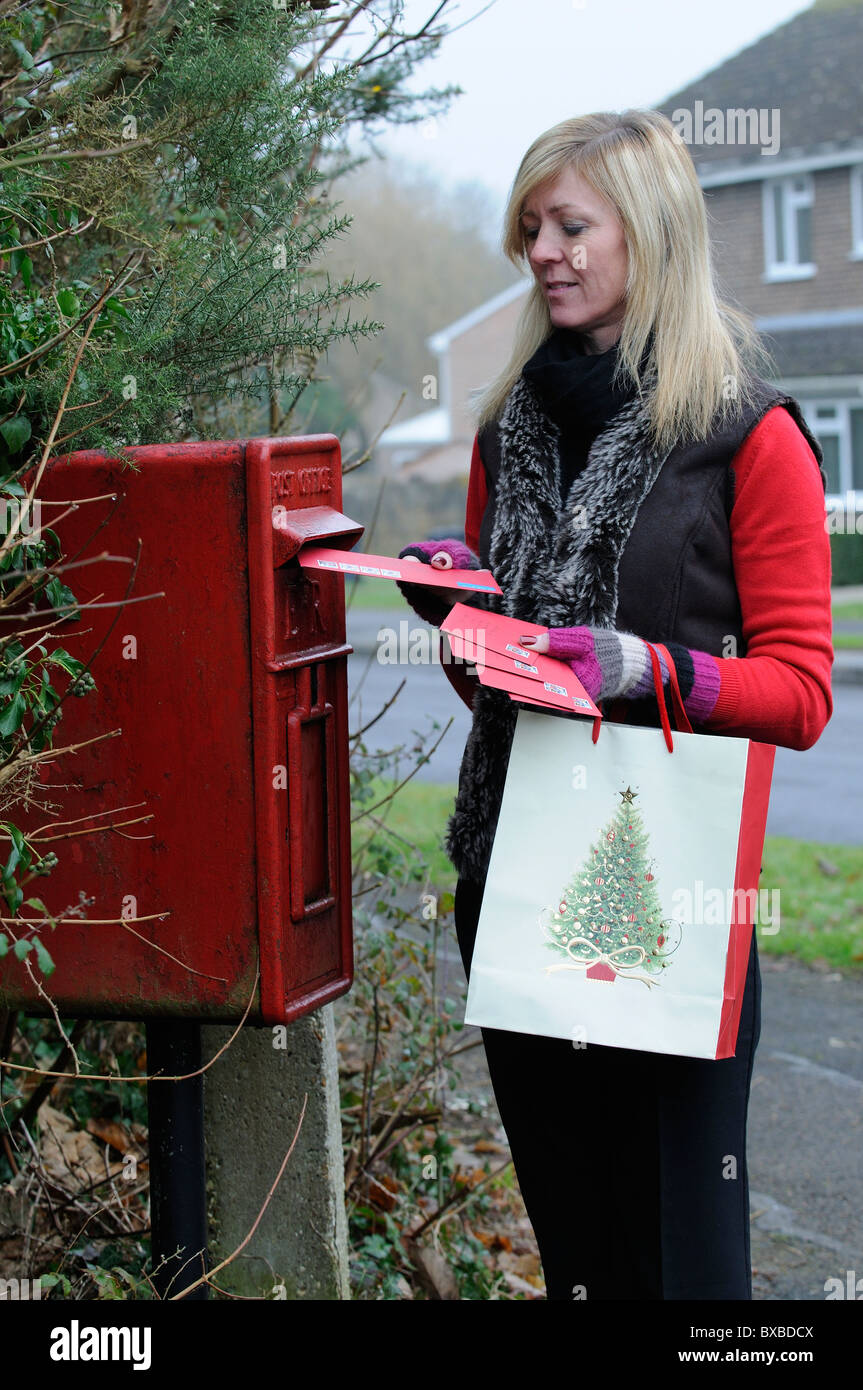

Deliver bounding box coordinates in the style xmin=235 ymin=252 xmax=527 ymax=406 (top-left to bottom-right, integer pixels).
xmin=345 ymin=578 xmax=409 ymax=611
xmin=832 ymin=600 xmax=863 ymax=621
xmin=353 ymin=776 xmax=455 ymax=885
xmin=355 ymin=780 xmax=863 ymax=973
xmin=758 ymin=837 xmax=863 ymax=970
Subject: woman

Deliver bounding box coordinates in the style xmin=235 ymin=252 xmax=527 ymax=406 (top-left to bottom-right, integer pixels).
xmin=397 ymin=109 xmax=833 ymax=1301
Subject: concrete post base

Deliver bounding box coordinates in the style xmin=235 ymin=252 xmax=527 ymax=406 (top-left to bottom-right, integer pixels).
xmin=201 ymin=1005 xmax=349 ymax=1299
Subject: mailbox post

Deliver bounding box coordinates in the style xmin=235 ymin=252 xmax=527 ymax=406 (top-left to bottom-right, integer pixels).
xmin=1 ymin=436 xmax=361 ymax=1296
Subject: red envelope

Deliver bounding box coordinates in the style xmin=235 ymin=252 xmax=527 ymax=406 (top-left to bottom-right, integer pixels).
xmin=297 ymin=545 xmax=502 ymax=595
xmin=475 ymin=663 xmax=598 ymax=716
xmin=441 ymin=602 xmax=545 ymax=652
xmin=441 ymin=604 xmax=601 ymax=719
xmin=443 ymin=629 xmax=600 ymax=719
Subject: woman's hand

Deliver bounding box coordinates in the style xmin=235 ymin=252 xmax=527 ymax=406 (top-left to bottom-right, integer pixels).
xmin=519 ymin=623 xmax=722 ymax=722
xmin=397 ymin=538 xmax=481 ymax=618
xmin=402 ymin=551 xmax=470 ymax=609
xmin=519 ymin=631 xmax=549 ymax=654
xmin=520 ymin=625 xmax=602 ymax=698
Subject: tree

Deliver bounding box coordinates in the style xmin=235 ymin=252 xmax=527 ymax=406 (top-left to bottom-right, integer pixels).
xmin=320 ymin=157 xmax=517 ymax=414
xmin=543 ymin=786 xmax=683 ymax=986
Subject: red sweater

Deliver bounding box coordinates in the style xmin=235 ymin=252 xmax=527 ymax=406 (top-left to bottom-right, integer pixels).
xmin=455 ymin=405 xmax=833 ymax=750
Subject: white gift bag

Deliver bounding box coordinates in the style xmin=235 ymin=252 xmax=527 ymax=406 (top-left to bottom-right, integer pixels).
xmin=463 ymin=644 xmax=775 ymax=1060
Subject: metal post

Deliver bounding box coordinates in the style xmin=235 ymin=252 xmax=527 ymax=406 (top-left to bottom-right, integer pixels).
xmin=146 ymin=1020 xmax=208 ymax=1300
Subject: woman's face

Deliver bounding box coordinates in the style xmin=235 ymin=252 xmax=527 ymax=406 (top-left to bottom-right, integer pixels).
xmin=520 ymin=168 xmax=628 ymax=354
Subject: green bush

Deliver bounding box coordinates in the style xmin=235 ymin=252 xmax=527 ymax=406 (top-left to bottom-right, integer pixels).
xmin=830 ymin=532 xmax=863 ymax=586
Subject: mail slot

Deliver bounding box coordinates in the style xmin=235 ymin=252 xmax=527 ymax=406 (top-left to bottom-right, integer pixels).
xmin=0 ymin=436 xmax=360 ymax=1024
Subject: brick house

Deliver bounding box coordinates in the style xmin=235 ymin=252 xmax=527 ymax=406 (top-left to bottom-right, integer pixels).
xmin=376 ymin=279 xmax=525 ymax=485
xmin=656 ymin=0 xmax=863 ymax=507
xmin=380 ymin=0 xmax=863 ymax=509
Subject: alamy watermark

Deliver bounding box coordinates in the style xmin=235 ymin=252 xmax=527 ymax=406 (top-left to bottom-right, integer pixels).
xmin=1 ymin=497 xmax=42 ymax=544
xmin=670 ymin=881 xmax=780 ymax=934
xmin=671 ymin=102 xmax=780 ymax=157
xmin=824 ymin=1270 xmax=863 ymax=1299
xmin=0 ymin=1275 xmax=42 ymax=1299
xmin=825 ymin=493 xmax=863 ymax=534
xmin=377 ymin=621 xmax=480 ymax=667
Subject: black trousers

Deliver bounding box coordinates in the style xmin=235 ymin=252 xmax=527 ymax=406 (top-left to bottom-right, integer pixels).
xmin=454 ymin=873 xmax=762 ymax=1301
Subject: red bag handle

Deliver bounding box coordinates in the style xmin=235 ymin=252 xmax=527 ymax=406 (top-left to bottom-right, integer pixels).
xmin=591 ymin=640 xmax=693 ymax=751
xmin=646 ymin=641 xmax=693 ymax=749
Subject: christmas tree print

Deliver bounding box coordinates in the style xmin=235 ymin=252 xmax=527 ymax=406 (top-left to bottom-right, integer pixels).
xmin=541 ymin=786 xmax=682 ymax=988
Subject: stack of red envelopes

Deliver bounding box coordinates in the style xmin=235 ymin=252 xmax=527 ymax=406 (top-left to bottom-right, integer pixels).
xmin=441 ymin=604 xmax=601 ymax=720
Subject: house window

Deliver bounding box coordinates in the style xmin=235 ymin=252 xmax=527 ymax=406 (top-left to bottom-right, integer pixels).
xmin=852 ymin=408 xmax=863 ymax=491
xmin=801 ymin=400 xmax=863 ymax=501
xmin=850 ymin=165 xmax=863 ymax=258
xmin=762 ymin=175 xmax=815 ymax=281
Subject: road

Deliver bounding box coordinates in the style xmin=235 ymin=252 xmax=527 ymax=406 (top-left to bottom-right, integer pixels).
xmin=346 ymin=614 xmax=863 ymax=846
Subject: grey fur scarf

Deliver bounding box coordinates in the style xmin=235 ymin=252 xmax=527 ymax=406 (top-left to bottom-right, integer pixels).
xmin=444 ymin=372 xmax=671 ymax=884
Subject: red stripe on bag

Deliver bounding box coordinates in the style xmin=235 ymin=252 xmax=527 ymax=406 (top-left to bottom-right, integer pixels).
xmin=715 ymin=739 xmax=776 ymax=1059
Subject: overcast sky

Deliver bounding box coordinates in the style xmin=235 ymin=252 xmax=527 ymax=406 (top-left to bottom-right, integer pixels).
xmin=343 ymin=0 xmax=813 ymax=220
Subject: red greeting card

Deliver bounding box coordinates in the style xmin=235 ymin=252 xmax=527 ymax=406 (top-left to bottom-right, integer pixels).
xmin=297 ymin=545 xmax=502 ymax=595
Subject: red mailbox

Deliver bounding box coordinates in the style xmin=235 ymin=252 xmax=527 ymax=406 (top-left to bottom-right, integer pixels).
xmin=1 ymin=436 xmax=360 ymax=1024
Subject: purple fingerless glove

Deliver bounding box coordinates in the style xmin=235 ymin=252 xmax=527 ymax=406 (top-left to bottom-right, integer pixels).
xmin=399 ymin=539 xmax=479 ymax=570
xmin=545 ymin=625 xmax=721 ymax=724
xmin=396 ymin=538 xmax=479 ymax=626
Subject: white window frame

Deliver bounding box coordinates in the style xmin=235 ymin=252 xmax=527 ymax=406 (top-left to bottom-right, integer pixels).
xmin=762 ymin=174 xmax=816 ymax=281
xmin=850 ymin=166 xmax=863 ymax=259
xmin=800 ymin=399 xmax=863 ymax=507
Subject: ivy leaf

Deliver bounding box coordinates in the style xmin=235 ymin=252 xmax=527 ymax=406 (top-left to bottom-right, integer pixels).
xmin=39 ymin=1273 xmax=67 ymax=1292
xmin=45 ymin=575 xmax=78 ymax=617
xmin=0 ymin=416 xmax=32 ymax=453
xmin=29 ymin=724 xmax=49 ymax=753
xmin=42 ymin=526 xmax=61 ymax=557
xmin=0 ymin=934 xmax=7 ymax=957
xmin=0 ymin=666 xmax=27 ymax=697
xmin=56 ymin=288 xmax=80 ymax=317
xmin=10 ymin=38 xmax=35 ymax=70
xmin=0 ymin=691 xmax=26 ymax=737
xmin=33 ymin=938 xmax=55 ymax=975
xmin=46 ymin=647 xmax=83 ymax=678
xmin=4 ymin=822 xmax=31 ymax=874
xmin=13 ymin=938 xmax=33 ymax=960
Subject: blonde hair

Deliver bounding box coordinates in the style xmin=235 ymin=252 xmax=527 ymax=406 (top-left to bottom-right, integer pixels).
xmin=474 ymin=109 xmax=774 ymax=453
